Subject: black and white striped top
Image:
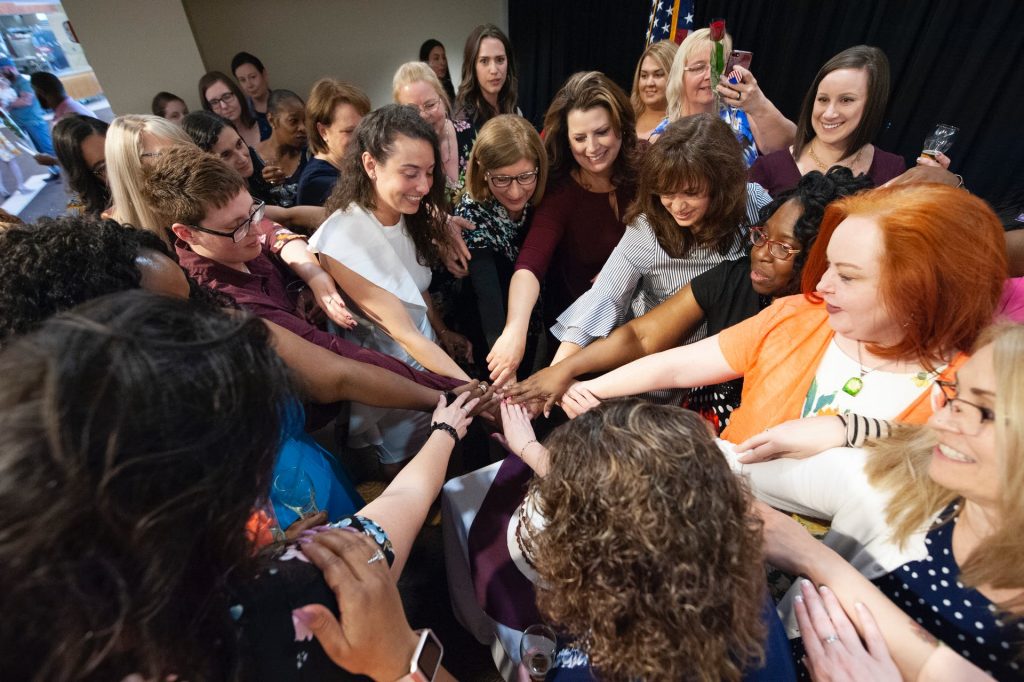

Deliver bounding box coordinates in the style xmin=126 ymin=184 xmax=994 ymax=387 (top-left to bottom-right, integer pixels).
xmin=551 ymin=182 xmax=771 ymax=348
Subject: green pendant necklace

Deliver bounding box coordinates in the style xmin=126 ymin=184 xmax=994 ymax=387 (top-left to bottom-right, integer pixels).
xmin=842 ymin=341 xmax=898 ymax=397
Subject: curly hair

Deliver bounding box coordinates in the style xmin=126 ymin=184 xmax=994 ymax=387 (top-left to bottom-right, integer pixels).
xmin=52 ymin=115 xmax=110 ymax=216
xmin=454 ymin=24 xmax=518 ymax=127
xmin=324 ymin=103 xmax=450 ymax=266
xmin=526 ymin=399 xmax=766 ymax=682
xmin=542 ymin=71 xmax=639 ymax=187
xmin=624 ymin=113 xmax=745 ymax=258
xmin=0 ymin=290 xmax=292 ymax=681
xmin=756 ymin=166 xmax=874 ymax=293
xmin=0 ymin=216 xmax=232 ymax=347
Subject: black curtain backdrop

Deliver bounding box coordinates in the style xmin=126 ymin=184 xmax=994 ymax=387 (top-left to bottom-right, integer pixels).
xmin=508 ymin=0 xmax=1024 ymax=211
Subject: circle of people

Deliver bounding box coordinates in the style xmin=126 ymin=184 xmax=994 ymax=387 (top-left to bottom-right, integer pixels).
xmin=1 ymin=21 xmax=1020 ymax=682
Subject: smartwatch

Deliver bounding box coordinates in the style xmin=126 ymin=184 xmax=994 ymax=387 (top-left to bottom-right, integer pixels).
xmin=398 ymin=628 xmax=443 ymax=682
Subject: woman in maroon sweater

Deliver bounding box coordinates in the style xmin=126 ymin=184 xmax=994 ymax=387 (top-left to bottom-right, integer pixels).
xmin=750 ymin=45 xmax=905 ymax=197
xmin=486 ymin=71 xmax=640 ymax=385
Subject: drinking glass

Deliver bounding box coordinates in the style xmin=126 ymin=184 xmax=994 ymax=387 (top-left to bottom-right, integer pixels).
xmin=519 ymin=624 xmax=557 ymax=680
xmin=273 ymin=466 xmax=319 ymax=518
xmin=921 ymin=123 xmax=958 ymax=159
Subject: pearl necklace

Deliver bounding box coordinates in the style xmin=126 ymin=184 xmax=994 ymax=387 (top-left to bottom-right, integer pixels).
xmin=808 ymin=139 xmax=863 ymax=174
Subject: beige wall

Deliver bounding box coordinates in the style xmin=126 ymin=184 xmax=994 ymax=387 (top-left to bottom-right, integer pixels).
xmin=183 ymin=0 xmax=507 ymax=110
xmin=62 ymin=0 xmax=207 ymax=115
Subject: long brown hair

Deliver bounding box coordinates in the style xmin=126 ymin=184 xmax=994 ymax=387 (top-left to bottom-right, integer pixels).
xmin=454 ymin=24 xmax=518 ymax=126
xmin=527 ymin=400 xmax=766 ymax=681
xmin=624 ymin=113 xmax=745 ymax=258
xmin=324 ymin=104 xmax=451 ymax=266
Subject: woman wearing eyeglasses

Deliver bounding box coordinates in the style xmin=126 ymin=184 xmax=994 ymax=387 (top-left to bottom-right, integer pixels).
xmin=745 ymin=323 xmax=1024 ymax=681
xmin=199 ymin=71 xmax=261 ymax=148
xmin=510 ymin=167 xmax=872 ymax=428
xmin=450 ymin=115 xmax=548 ymax=373
xmin=650 ymin=28 xmax=795 ymax=166
xmin=560 ymin=184 xmax=1006 ymax=461
xmin=394 ymin=62 xmax=461 ymax=193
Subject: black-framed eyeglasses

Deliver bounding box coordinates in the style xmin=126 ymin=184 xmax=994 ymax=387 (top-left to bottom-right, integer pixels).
xmin=186 ymin=200 xmax=265 ymax=243
xmin=207 ymin=91 xmax=237 ymax=109
xmin=749 ymin=226 xmax=801 ymax=261
xmin=485 ymin=168 xmax=539 ymax=188
xmin=930 ymin=379 xmax=995 ymax=436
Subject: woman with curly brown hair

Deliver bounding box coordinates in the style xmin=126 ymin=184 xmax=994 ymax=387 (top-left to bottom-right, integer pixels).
xmin=311 ymin=103 xmax=471 ymax=380
xmin=443 ymin=398 xmax=796 ymax=681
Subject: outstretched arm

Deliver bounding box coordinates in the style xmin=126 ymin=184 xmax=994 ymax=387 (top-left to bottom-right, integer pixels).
xmin=487 ymin=269 xmax=541 ymax=386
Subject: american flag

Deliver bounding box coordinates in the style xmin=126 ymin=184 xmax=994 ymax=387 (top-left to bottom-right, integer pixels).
xmin=646 ymin=0 xmax=695 ymax=45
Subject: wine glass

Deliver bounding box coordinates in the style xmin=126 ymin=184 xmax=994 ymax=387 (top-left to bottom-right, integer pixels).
xmin=519 ymin=624 xmax=557 ymax=681
xmin=273 ymin=466 xmax=319 ymax=518
xmin=921 ymin=124 xmax=958 ymax=160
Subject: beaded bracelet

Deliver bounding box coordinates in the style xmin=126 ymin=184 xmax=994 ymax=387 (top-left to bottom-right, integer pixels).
xmin=518 ymin=439 xmax=538 ymax=458
xmin=430 ymin=421 xmax=460 ymax=443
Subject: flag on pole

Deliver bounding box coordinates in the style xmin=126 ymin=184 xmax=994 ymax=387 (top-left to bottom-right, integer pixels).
xmin=646 ymin=0 xmax=695 ymax=45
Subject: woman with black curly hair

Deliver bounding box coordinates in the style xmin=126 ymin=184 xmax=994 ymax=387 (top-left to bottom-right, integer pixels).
xmin=0 ymin=290 xmax=470 ymax=681
xmin=509 ymin=167 xmax=872 ymax=428
xmin=445 ymin=398 xmax=796 ymax=681
xmin=52 ymin=114 xmax=110 ymax=216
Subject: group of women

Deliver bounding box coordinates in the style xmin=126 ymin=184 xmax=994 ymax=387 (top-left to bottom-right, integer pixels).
xmin=2 ymin=17 xmax=1020 ymax=682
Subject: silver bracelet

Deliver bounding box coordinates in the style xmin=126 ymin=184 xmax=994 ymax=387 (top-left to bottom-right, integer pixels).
xmin=518 ymin=439 xmax=538 ymax=458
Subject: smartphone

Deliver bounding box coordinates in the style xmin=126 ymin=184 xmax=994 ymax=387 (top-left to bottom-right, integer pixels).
xmin=725 ymin=50 xmax=753 ymax=81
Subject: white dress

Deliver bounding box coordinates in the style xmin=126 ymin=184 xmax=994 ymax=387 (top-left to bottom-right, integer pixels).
xmin=307 ymin=203 xmax=434 ymax=463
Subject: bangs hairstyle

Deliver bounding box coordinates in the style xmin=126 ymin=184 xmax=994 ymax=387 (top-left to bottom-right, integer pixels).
xmin=630 ymin=40 xmax=677 ymax=116
xmin=792 ymin=45 xmax=890 ymax=160
xmin=801 ymin=183 xmax=1007 ymax=366
xmin=455 ymin=24 xmax=518 ymax=124
xmin=52 ymin=114 xmax=110 ymax=216
xmin=542 ymin=71 xmax=638 ymax=186
xmin=305 ymin=78 xmax=371 ymax=155
xmin=756 ymin=166 xmax=874 ymax=291
xmin=198 ymin=71 xmax=255 ymax=129
xmin=464 ymin=114 xmax=547 ymax=205
xmin=0 ymin=290 xmax=291 ymax=680
xmin=865 ymin=323 xmax=1024 ymax=614
xmin=105 ymin=114 xmax=193 ymax=234
xmin=393 ymin=61 xmax=450 ymax=115
xmin=324 ymin=104 xmax=450 ymax=266
xmin=142 ymin=144 xmax=248 ymax=227
xmin=666 ymin=28 xmax=733 ymax=120
xmin=526 ymin=399 xmax=766 ymax=682
xmin=625 ymin=113 xmax=745 ymax=258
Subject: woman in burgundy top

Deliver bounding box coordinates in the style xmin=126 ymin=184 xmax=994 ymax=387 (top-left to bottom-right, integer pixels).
xmin=486 ymin=71 xmax=639 ymax=385
xmin=750 ymin=45 xmax=905 ymax=197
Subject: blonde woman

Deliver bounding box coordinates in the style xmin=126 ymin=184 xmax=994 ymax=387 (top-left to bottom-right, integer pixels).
xmin=393 ymin=61 xmax=460 ymax=190
xmin=630 ymin=40 xmax=677 ymax=140
xmin=652 ymin=28 xmax=795 ymax=164
xmin=105 ymin=114 xmax=191 ymax=234
xmin=453 ymin=114 xmax=547 ymax=372
xmin=750 ymin=323 xmax=1024 ymax=680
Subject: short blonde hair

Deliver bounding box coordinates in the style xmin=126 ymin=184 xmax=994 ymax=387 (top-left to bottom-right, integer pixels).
xmin=666 ymin=28 xmax=733 ymax=121
xmin=305 ymin=78 xmax=371 ymax=155
xmin=630 ymin=40 xmax=678 ymax=116
xmin=105 ymin=115 xmax=192 ymax=236
xmin=392 ymin=61 xmax=450 ymax=115
xmin=463 ymin=114 xmax=547 ymax=205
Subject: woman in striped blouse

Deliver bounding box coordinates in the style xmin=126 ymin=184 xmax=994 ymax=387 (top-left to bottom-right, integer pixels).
xmin=549 ymin=113 xmax=751 ymax=370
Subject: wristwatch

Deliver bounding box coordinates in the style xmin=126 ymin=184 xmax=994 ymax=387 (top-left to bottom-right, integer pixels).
xmin=397 ymin=629 xmax=443 ymax=682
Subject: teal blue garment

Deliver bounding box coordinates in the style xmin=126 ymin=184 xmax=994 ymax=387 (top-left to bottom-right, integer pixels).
xmin=270 ymin=402 xmax=364 ymax=528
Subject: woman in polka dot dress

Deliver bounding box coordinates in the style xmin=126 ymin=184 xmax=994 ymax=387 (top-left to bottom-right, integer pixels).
xmin=749 ymin=323 xmax=1024 ymax=680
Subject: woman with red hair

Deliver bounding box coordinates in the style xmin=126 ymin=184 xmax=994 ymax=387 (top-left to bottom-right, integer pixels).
xmin=561 ymin=183 xmax=1008 ymax=453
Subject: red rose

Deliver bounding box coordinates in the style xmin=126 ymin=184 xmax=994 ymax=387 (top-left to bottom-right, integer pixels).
xmin=709 ymin=19 xmax=726 ymax=41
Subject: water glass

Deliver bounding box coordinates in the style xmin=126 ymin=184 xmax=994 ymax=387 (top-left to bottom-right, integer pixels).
xmin=519 ymin=624 xmax=557 ymax=680
xmin=273 ymin=466 xmax=319 ymax=518
xmin=922 ymin=123 xmax=958 ymax=159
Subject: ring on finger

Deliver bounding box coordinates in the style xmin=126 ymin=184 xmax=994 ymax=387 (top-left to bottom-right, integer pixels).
xmin=367 ymin=548 xmax=386 ymax=565
xmin=823 ymin=634 xmax=839 ymax=644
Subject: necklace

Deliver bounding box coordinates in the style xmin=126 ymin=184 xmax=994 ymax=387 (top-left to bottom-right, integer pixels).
xmin=808 ymin=139 xmax=863 ymax=173
xmin=841 ymin=341 xmax=899 ymax=397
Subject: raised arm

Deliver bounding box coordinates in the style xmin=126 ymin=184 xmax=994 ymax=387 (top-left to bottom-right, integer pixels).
xmin=487 ymin=268 xmax=541 ymax=386
xmin=318 ymin=253 xmax=470 ymax=380
xmin=509 ymin=283 xmax=707 ymax=414
xmin=715 ymin=65 xmax=796 ymax=154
